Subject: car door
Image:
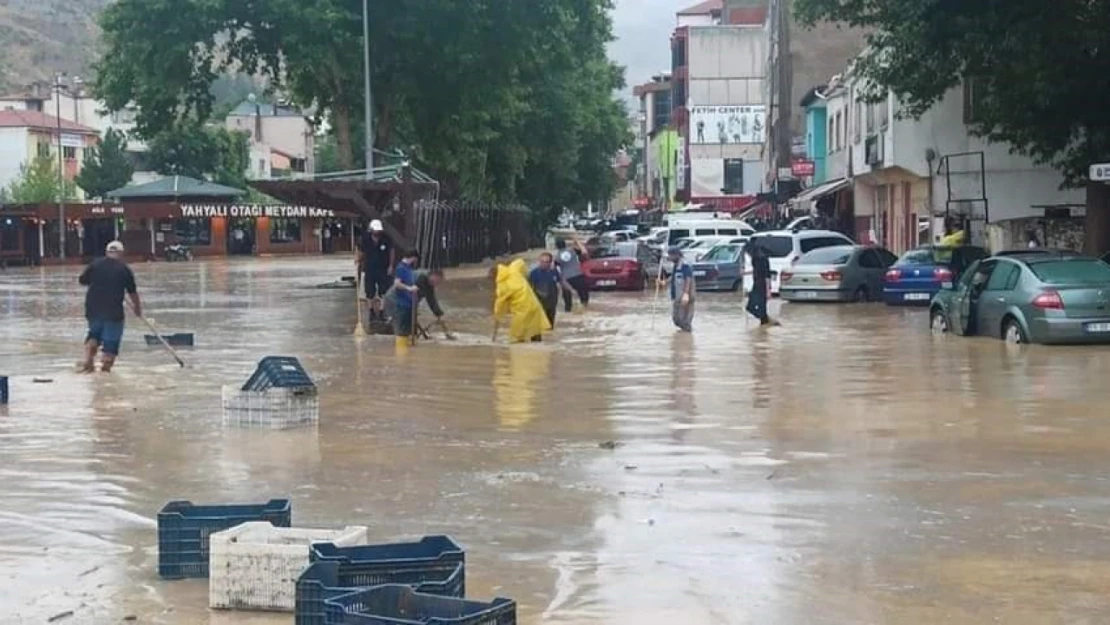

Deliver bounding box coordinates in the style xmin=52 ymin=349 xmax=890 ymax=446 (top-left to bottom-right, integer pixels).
xmin=949 ymin=259 xmax=985 ymax=336
xmin=856 ymin=249 xmax=885 ymax=295
xmin=719 ymin=248 xmax=742 ymax=286
xmin=977 ymin=260 xmax=1021 ymax=337
xmin=954 ymin=260 xmax=995 ymax=336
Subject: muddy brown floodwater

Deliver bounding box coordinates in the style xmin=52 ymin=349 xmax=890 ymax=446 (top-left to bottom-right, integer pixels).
xmin=4 ymin=256 xmax=1110 ymax=624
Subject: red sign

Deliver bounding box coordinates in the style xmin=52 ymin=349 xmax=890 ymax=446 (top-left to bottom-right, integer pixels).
xmin=633 ymin=196 xmax=652 ymax=208
xmin=791 ymin=159 xmax=816 ymax=177
xmin=688 ymin=195 xmax=757 ymax=211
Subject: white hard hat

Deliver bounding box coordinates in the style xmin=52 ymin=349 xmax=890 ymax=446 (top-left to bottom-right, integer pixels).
xmin=106 ymin=241 xmax=125 ymax=254
xmin=369 ymin=219 xmax=384 ymax=232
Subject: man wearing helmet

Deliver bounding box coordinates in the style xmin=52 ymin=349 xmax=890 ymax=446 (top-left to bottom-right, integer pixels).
xmin=357 ymin=219 xmax=395 ymax=322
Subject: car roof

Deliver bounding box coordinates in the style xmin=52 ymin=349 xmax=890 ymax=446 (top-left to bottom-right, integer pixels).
xmin=750 ymin=229 xmax=851 ymax=239
xmin=993 ymin=248 xmax=1081 ymax=257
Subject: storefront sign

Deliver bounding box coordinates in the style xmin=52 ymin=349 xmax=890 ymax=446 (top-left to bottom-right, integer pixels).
xmin=791 ymin=159 xmax=816 ymax=177
xmin=179 ymin=204 xmax=336 ymax=218
xmin=689 ymin=105 xmax=766 ymax=145
xmin=60 ymin=133 xmax=84 ymax=148
xmin=89 ymin=205 xmax=125 ymax=215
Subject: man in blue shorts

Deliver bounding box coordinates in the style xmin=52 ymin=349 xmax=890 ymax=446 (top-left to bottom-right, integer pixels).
xmin=78 ymin=241 xmax=141 ymax=373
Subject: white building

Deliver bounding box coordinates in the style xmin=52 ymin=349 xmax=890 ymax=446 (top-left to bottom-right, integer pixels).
xmin=225 ymin=100 xmax=315 ymax=178
xmin=842 ymin=75 xmax=1082 ymax=253
xmin=633 ymin=74 xmax=675 ymax=208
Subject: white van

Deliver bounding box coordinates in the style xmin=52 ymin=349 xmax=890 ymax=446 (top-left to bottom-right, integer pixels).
xmin=663 ymin=218 xmax=756 ymax=244
xmin=742 ymin=229 xmax=855 ymax=295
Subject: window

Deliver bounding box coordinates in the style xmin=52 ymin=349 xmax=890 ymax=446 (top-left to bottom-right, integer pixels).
xmin=752 ymin=236 xmax=794 ymax=258
xmin=270 ymin=218 xmax=301 ymax=243
xmin=800 ymin=236 xmax=851 ymax=254
xmin=1029 ymin=259 xmax=1110 ymax=285
xmin=0 ymin=218 xmax=19 ymax=252
xmin=668 ymin=229 xmax=690 ymax=243
xmin=717 ymin=228 xmax=739 ymax=236
xmin=723 ymin=158 xmax=744 ymax=194
xmin=695 ymin=228 xmax=715 ymax=236
xmin=877 ymin=98 xmax=889 ymax=128
xmin=963 ymin=78 xmax=983 ymax=124
xmin=174 ymin=218 xmax=212 ymax=246
xmin=653 ymin=90 xmax=672 ymax=133
xmin=877 ymin=248 xmax=898 ymax=266
xmin=83 ymin=147 xmax=94 ymax=161
xmin=853 ymin=101 xmax=862 ymax=143
xmin=858 ymin=249 xmax=883 ymax=269
xmin=63 ymin=146 xmax=77 ymax=160
xmin=834 ymin=112 xmax=842 ymax=150
xmin=37 ymin=142 xmax=51 ymax=157
xmin=800 ymin=246 xmax=853 ymax=265
xmin=827 ymin=117 xmax=835 ymax=155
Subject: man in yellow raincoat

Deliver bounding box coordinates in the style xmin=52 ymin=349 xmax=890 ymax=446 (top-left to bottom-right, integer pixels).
xmin=493 ymin=259 xmax=552 ymax=343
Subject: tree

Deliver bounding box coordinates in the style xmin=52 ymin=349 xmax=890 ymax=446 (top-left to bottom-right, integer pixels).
xmin=76 ymin=129 xmax=135 ymax=199
xmin=794 ymin=0 xmax=1110 ymax=252
xmin=146 ymin=123 xmax=250 ymax=189
xmin=2 ymin=156 xmax=77 ymax=204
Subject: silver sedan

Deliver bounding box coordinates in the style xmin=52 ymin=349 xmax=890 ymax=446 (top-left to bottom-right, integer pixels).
xmin=780 ymin=245 xmax=897 ymax=303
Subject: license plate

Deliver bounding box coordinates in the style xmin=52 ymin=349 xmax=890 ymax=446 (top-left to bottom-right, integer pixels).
xmin=795 ymin=291 xmax=818 ymax=299
xmin=597 ymin=280 xmax=617 ymax=287
xmin=693 ymin=271 xmax=706 ymax=277
xmin=903 ymin=293 xmax=930 ymax=301
xmin=1085 ymin=322 xmax=1110 ymax=333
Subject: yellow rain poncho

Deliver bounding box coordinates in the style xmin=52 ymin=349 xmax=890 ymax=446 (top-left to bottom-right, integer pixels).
xmin=494 ymin=259 xmax=552 ymax=343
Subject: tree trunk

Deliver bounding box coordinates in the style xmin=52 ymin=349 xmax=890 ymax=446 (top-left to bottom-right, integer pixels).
xmin=1085 ymin=182 xmax=1110 ymax=256
xmin=333 ymin=104 xmax=354 ymax=170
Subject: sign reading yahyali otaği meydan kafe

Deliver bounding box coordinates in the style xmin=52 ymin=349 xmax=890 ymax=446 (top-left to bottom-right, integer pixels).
xmin=179 ymin=204 xmax=336 ymax=218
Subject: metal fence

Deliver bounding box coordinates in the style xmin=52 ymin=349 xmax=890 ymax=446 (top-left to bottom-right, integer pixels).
xmin=413 ymin=200 xmax=533 ymax=269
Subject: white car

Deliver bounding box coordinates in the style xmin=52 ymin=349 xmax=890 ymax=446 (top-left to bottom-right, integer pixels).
xmin=681 ymin=237 xmax=727 ymax=264
xmin=742 ymin=229 xmax=855 ymax=295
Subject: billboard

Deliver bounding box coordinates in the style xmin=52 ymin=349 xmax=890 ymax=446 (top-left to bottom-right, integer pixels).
xmin=690 ymin=105 xmax=766 ymax=145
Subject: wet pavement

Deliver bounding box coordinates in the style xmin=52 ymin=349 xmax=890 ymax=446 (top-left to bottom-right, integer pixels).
xmin=3 ymin=256 xmax=1110 ymax=624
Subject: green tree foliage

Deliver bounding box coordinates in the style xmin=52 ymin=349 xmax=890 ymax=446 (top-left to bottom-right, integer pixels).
xmin=2 ymin=155 xmax=77 ymax=204
xmin=92 ymin=0 xmax=631 ymax=223
xmin=145 ymin=124 xmax=250 ymax=189
xmin=75 ymin=128 xmax=135 ymax=199
xmin=793 ymin=0 xmax=1110 ymax=186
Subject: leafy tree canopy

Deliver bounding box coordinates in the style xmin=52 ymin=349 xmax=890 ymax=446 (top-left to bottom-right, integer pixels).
xmin=75 ymin=128 xmax=135 ymax=199
xmin=93 ymin=0 xmax=630 ymax=219
xmin=794 ymin=0 xmax=1110 ymax=186
xmin=146 ymin=123 xmax=250 ymax=190
xmin=2 ymin=156 xmax=77 ymax=204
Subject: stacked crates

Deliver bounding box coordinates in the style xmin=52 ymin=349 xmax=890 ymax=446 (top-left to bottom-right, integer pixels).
xmin=157 ymin=499 xmax=292 ymax=579
xmin=223 ymin=356 xmax=319 ymax=429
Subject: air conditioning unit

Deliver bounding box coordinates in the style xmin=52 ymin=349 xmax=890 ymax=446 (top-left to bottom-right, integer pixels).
xmin=865 ymin=134 xmax=884 ymax=166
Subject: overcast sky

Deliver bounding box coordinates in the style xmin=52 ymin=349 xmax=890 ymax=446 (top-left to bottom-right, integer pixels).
xmin=609 ymin=0 xmax=690 ymax=97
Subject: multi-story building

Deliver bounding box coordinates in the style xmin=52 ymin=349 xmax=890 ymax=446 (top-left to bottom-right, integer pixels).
xmin=0 ymin=109 xmax=99 ymax=199
xmin=633 ymin=73 xmax=674 ymax=208
xmin=671 ymin=0 xmax=769 ymax=210
xmin=225 ymin=100 xmax=315 ymax=178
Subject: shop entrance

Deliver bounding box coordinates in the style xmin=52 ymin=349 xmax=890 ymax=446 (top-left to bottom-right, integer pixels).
xmin=81 ymin=218 xmax=116 ymax=258
xmin=227 ymin=218 xmax=256 ymax=255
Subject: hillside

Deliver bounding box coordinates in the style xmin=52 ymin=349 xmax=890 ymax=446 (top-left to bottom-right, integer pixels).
xmin=0 ymin=0 xmax=110 ymax=92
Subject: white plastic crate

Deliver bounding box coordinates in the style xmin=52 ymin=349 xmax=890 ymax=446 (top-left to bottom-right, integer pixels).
xmin=222 ymin=386 xmax=319 ymax=429
xmin=209 ymin=522 xmax=368 ymax=611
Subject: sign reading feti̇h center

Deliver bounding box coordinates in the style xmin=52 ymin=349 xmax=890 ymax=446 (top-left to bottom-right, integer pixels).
xmin=179 ymin=205 xmax=336 ymax=218
xmin=1090 ymin=163 xmax=1110 ymax=182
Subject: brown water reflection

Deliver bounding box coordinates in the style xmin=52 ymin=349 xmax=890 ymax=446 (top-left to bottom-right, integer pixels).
xmin=2 ymin=257 xmax=1110 ymax=624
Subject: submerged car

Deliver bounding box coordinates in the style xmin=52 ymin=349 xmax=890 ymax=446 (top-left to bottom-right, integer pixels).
xmin=690 ymin=243 xmax=745 ymax=291
xmin=581 ymin=247 xmax=646 ymax=291
xmin=883 ymin=245 xmax=988 ymax=305
xmin=780 ymin=245 xmax=897 ymax=302
xmin=743 ymin=229 xmax=855 ymax=296
xmin=929 ymin=253 xmax=1110 ymax=345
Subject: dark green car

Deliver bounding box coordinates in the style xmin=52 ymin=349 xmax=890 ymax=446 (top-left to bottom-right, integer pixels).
xmin=929 ymin=253 xmax=1110 ymax=345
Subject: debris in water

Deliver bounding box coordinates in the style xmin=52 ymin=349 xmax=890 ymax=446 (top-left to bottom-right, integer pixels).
xmin=598 ymin=440 xmax=620 ymax=450
xmin=47 ymin=611 xmax=74 ymax=622
xmin=32 ymin=378 xmax=53 ymax=383
xmin=624 ymin=464 xmax=638 ymax=471
xmin=123 ymin=616 xmax=137 ymax=622
xmin=766 ymin=471 xmax=778 ymax=480
xmin=78 ymin=565 xmax=99 ymax=577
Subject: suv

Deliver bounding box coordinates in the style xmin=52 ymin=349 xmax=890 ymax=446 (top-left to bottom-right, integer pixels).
xmin=743 ymin=229 xmax=855 ymax=295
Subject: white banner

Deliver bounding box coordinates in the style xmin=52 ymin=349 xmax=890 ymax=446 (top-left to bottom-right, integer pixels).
xmin=690 ymin=105 xmax=766 ymax=145
xmin=60 ymin=133 xmax=84 ymax=148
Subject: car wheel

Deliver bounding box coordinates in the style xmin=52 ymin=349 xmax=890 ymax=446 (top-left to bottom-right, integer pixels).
xmin=930 ymin=308 xmax=949 ymax=334
xmin=854 ymin=286 xmax=869 ymax=303
xmin=1002 ymin=318 xmax=1028 ymax=345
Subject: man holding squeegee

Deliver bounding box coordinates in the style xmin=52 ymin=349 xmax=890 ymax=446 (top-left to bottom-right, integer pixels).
xmin=78 ymin=241 xmax=141 ymax=373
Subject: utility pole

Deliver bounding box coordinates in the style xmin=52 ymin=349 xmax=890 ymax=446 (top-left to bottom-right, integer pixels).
xmin=775 ymin=0 xmax=793 ymax=172
xmin=55 ymin=73 xmax=66 ymax=260
xmin=362 ymin=0 xmax=373 ymax=179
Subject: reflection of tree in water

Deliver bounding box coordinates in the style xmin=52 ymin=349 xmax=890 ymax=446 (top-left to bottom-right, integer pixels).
xmin=669 ymin=334 xmax=697 ymax=443
xmin=493 ymin=347 xmax=552 ymax=431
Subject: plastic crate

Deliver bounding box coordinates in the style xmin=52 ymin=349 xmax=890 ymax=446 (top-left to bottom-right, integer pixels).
xmin=222 ymin=386 xmax=319 ymax=429
xmin=324 ymin=585 xmax=515 ymax=625
xmin=0 ymin=376 xmax=7 ymax=404
xmin=210 ymin=522 xmax=368 ymax=612
xmin=296 ymin=560 xmax=465 ymax=625
xmin=157 ymin=499 xmax=292 ymax=579
xmin=242 ymin=356 xmax=316 ymax=392
xmin=144 ymin=333 xmax=195 ymax=347
xmin=309 ymin=536 xmax=465 ymax=593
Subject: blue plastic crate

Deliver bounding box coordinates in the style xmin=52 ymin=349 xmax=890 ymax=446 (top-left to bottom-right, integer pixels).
xmin=0 ymin=376 xmax=7 ymax=404
xmin=157 ymin=498 xmax=291 ymax=579
xmin=144 ymin=333 xmax=195 ymax=347
xmin=310 ymin=536 xmax=464 ymax=593
xmin=324 ymin=585 xmax=515 ymax=625
xmin=297 ymin=560 xmax=465 ymax=625
xmin=242 ymin=356 xmax=315 ymax=392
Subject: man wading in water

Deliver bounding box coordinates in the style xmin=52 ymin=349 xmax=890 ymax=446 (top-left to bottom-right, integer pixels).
xmin=358 ymin=219 xmax=395 ymax=322
xmin=528 ymin=252 xmax=564 ymax=339
xmin=384 ymin=267 xmax=447 ymax=337
xmin=388 ymin=249 xmax=421 ymax=347
xmin=78 ymin=241 xmax=141 ymax=373
xmin=746 ymin=242 xmax=773 ymax=326
xmin=659 ymin=245 xmax=695 ymax=332
xmin=554 ymin=238 xmax=590 ymax=312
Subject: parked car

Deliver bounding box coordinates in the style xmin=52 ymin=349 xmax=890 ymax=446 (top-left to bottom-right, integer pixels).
xmin=883 ymin=245 xmax=988 ymax=306
xmin=691 ymin=243 xmax=745 ymax=292
xmin=582 ymin=247 xmax=647 ymax=291
xmin=680 ymin=237 xmax=727 ymax=264
xmin=780 ymin=245 xmax=897 ymax=302
xmin=743 ymin=229 xmax=855 ymax=295
xmin=929 ymin=253 xmax=1110 ymax=345
xmin=1102 ymin=251 xmax=1110 ymax=265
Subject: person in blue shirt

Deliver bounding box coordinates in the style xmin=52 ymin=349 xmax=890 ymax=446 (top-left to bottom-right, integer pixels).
xmin=390 ymin=249 xmax=421 ymax=345
xmin=528 ymin=252 xmax=564 ymax=337
xmin=657 ymin=245 xmax=695 ymax=332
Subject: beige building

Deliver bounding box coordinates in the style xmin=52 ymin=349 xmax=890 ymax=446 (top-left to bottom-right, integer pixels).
xmin=225 ymin=100 xmax=315 ymax=178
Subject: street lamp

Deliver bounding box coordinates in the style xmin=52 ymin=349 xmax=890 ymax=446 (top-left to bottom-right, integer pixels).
xmin=362 ymin=0 xmax=373 ymax=178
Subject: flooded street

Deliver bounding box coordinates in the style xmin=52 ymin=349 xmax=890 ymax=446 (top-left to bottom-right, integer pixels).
xmin=4 ymin=255 xmax=1110 ymax=624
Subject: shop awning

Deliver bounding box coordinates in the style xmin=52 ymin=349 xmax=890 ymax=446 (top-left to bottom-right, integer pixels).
xmin=790 ymin=177 xmax=850 ymax=206
xmin=107 ymin=176 xmax=246 ymax=200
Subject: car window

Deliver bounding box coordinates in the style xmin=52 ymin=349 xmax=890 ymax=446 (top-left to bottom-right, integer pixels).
xmin=957 ymin=260 xmax=982 ymax=289
xmin=858 ymin=249 xmax=883 ymax=268
xmin=1029 ymin=259 xmax=1110 ymax=284
xmin=800 ymin=236 xmax=849 ymax=254
xmin=876 ymin=248 xmax=898 ymax=266
xmin=701 ymin=245 xmax=741 ymax=262
xmin=751 ymin=235 xmax=794 ymax=258
xmin=695 ymin=228 xmax=715 ymax=236
xmin=669 ymin=229 xmax=690 ymax=243
xmin=799 ymin=246 xmax=853 ymax=265
xmin=717 ymin=228 xmax=739 ymax=236
xmin=970 ymin=260 xmax=996 ymax=289
xmin=985 ymin=262 xmax=1020 ymax=291
xmin=899 ymin=247 xmax=945 ymax=265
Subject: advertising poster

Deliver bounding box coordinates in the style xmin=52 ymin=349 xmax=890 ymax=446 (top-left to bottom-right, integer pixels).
xmin=690 ymin=105 xmax=766 ymax=145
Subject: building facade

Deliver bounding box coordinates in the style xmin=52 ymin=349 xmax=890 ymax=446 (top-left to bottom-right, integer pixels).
xmin=225 ymin=101 xmax=315 ymax=178
xmin=633 ymin=74 xmax=674 ymax=208
xmin=0 ymin=109 xmax=99 ymax=199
